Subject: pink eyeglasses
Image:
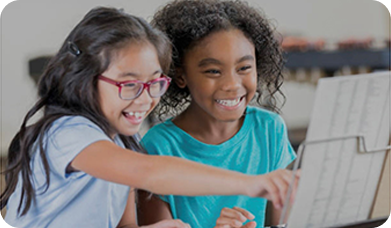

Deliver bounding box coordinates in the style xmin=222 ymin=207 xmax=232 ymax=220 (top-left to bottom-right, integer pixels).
xmin=98 ymin=74 xmax=172 ymax=100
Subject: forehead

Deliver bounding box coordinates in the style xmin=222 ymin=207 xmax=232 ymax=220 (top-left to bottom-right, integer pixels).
xmin=113 ymin=40 xmax=158 ymax=61
xmin=111 ymin=41 xmax=159 ymax=67
xmin=187 ymin=29 xmax=255 ymax=61
xmin=103 ymin=41 xmax=161 ymax=79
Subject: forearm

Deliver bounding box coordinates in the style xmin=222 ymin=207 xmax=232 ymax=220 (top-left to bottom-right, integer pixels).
xmin=72 ymin=141 xmax=255 ymax=197
xmin=138 ymin=155 xmax=251 ymax=196
xmin=137 ymin=190 xmax=173 ymax=225
xmin=118 ymin=226 xmax=153 ymax=228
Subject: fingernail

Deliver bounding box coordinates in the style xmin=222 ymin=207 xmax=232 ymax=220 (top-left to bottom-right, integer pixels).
xmin=235 ymin=221 xmax=243 ymax=226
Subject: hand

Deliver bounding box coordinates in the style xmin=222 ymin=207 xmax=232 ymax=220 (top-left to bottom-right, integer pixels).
xmin=140 ymin=219 xmax=191 ymax=228
xmin=214 ymin=207 xmax=256 ymax=228
xmin=247 ymin=169 xmax=301 ymax=210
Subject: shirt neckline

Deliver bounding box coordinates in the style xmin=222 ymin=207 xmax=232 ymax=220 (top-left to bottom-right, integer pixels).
xmin=165 ymin=108 xmax=252 ymax=150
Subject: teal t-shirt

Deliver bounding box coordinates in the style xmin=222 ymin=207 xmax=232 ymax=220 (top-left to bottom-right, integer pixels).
xmin=141 ymin=106 xmax=296 ymax=227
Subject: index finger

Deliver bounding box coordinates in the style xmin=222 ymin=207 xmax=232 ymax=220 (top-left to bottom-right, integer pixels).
xmin=294 ymin=169 xmax=301 ymax=177
xmin=232 ymin=207 xmax=255 ymax=220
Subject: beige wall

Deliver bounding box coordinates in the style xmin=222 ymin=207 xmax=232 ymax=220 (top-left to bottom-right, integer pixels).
xmin=0 ymin=0 xmax=390 ymax=224
xmin=1 ymin=0 xmax=390 ymax=154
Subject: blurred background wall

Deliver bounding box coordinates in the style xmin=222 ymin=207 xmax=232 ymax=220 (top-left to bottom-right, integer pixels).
xmin=0 ymin=0 xmax=391 ymax=223
xmin=1 ymin=0 xmax=389 ymax=155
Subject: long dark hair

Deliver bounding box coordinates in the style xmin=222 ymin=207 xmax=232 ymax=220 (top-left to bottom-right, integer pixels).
xmin=0 ymin=7 xmax=171 ymax=216
xmin=152 ymin=0 xmax=285 ymax=119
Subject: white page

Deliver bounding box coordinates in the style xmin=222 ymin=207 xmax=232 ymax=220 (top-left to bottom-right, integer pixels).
xmin=286 ymin=72 xmax=390 ymax=228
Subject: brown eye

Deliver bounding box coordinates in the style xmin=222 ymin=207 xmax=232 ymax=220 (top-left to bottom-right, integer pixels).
xmin=121 ymin=83 xmax=142 ymax=100
xmin=204 ymin=69 xmax=221 ymax=74
xmin=123 ymin=83 xmax=138 ymax=88
xmin=239 ymin=66 xmax=252 ymax=72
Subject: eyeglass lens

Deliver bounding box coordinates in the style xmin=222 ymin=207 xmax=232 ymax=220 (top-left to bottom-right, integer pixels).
xmin=120 ymin=79 xmax=168 ymax=100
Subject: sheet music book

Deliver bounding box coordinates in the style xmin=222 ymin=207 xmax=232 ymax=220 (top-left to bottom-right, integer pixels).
xmin=286 ymin=72 xmax=390 ymax=228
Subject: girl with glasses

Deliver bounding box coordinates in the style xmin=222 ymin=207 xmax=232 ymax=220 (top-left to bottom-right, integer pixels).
xmin=139 ymin=1 xmax=299 ymax=228
xmin=1 ymin=6 xmax=297 ymax=228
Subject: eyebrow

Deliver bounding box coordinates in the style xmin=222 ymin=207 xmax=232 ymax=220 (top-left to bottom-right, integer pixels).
xmin=197 ymin=55 xmax=255 ymax=67
xmin=118 ymin=69 xmax=163 ymax=79
xmin=237 ymin=55 xmax=255 ymax=63
xmin=198 ymin=58 xmax=222 ymax=67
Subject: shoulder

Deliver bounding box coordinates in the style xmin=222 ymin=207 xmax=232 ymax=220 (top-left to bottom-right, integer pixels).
xmin=142 ymin=120 xmax=176 ymax=142
xmin=46 ymin=116 xmax=109 ymax=144
xmin=51 ymin=115 xmax=100 ymax=128
xmin=49 ymin=116 xmax=104 ymax=134
xmin=141 ymin=120 xmax=178 ymax=154
xmin=246 ymin=106 xmax=285 ymax=127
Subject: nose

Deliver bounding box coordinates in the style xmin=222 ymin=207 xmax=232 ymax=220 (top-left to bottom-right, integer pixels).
xmin=221 ymin=71 xmax=241 ymax=92
xmin=133 ymin=87 xmax=153 ymax=105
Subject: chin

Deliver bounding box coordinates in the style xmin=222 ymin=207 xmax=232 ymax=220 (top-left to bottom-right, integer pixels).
xmin=219 ymin=108 xmax=246 ymax=119
xmin=118 ymin=128 xmax=139 ymax=137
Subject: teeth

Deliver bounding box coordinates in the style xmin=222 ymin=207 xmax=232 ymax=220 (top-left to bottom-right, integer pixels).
xmin=125 ymin=111 xmax=146 ymax=118
xmin=216 ymin=98 xmax=241 ymax=107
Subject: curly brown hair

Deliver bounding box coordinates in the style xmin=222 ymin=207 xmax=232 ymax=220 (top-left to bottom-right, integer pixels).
xmin=151 ymin=0 xmax=285 ymax=119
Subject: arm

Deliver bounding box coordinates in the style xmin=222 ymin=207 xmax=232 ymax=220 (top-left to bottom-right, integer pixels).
xmin=117 ymin=188 xmax=138 ymax=228
xmin=71 ymin=141 xmax=299 ymax=208
xmin=70 ymin=140 xmax=252 ymax=196
xmin=137 ymin=190 xmax=173 ymax=226
xmin=117 ymin=189 xmax=189 ymax=228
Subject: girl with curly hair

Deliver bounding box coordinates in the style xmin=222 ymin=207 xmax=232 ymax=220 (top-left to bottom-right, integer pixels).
xmin=139 ymin=0 xmax=298 ymax=227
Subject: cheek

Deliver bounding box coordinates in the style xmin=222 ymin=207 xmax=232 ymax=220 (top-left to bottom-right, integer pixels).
xmin=188 ymin=78 xmax=213 ymax=94
xmin=98 ymin=84 xmax=120 ymax=115
xmin=188 ymin=85 xmax=209 ymax=103
xmin=247 ymin=74 xmax=258 ymax=91
xmin=150 ymin=97 xmax=160 ymax=111
xmin=97 ymin=85 xmax=107 ymax=112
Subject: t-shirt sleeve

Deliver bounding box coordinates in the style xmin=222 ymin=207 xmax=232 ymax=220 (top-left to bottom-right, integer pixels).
xmin=272 ymin=115 xmax=296 ymax=170
xmin=46 ymin=116 xmax=112 ymax=179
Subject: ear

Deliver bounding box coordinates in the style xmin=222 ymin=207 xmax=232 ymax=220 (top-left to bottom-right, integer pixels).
xmin=175 ymin=68 xmax=187 ymax=89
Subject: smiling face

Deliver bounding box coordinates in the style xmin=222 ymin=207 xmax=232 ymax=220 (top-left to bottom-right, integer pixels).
xmin=179 ymin=29 xmax=257 ymax=122
xmin=98 ymin=41 xmax=162 ymax=137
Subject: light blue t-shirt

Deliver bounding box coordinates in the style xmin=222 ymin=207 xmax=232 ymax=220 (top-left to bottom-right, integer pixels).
xmin=5 ymin=116 xmax=130 ymax=228
xmin=142 ymin=106 xmax=296 ymax=228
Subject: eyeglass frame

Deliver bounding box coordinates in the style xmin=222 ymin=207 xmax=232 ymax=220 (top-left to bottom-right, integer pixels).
xmin=98 ymin=74 xmax=172 ymax=100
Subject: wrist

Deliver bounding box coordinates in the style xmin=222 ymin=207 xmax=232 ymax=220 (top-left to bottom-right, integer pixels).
xmin=244 ymin=175 xmax=265 ymax=198
xmin=241 ymin=175 xmax=257 ymax=197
